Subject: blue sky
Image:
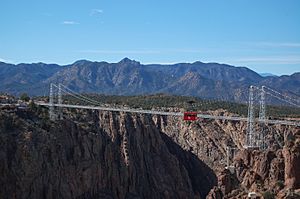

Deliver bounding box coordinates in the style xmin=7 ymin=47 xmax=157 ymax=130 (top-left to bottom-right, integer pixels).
xmin=0 ymin=0 xmax=299 ymax=75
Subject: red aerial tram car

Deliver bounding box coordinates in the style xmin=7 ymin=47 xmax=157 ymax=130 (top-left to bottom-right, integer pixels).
xmin=183 ymin=112 xmax=198 ymax=121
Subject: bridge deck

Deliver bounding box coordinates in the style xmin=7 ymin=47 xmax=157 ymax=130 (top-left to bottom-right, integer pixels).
xmin=37 ymin=103 xmax=300 ymax=126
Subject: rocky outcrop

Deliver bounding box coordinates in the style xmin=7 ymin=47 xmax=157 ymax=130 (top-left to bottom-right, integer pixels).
xmin=0 ymin=109 xmax=216 ymax=199
xmin=217 ymin=169 xmax=239 ymax=195
xmin=206 ymin=187 xmax=223 ymax=199
xmin=283 ymin=130 xmax=300 ymax=190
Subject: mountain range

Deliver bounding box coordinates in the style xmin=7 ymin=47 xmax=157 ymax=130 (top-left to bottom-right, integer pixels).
xmin=0 ymin=58 xmax=299 ymax=102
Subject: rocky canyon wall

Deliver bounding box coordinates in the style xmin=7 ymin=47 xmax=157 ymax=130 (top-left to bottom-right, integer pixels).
xmin=0 ymin=109 xmax=217 ymax=199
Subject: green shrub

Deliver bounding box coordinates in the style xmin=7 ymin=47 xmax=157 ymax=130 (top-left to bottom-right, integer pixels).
xmin=275 ymin=180 xmax=284 ymax=190
xmin=263 ymin=191 xmax=275 ymax=199
xmin=20 ymin=93 xmax=30 ymax=102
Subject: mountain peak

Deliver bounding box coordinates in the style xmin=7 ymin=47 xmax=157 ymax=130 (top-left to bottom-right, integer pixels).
xmin=119 ymin=57 xmax=140 ymax=65
xmin=73 ymin=59 xmax=92 ymax=65
xmin=259 ymin=73 xmax=278 ymax=77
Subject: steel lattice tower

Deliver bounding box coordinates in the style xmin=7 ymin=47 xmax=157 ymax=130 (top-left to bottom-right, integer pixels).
xmin=49 ymin=83 xmax=56 ymax=121
xmin=58 ymin=84 xmax=63 ymax=120
xmin=259 ymin=86 xmax=266 ymax=149
xmin=246 ymin=85 xmax=255 ymax=148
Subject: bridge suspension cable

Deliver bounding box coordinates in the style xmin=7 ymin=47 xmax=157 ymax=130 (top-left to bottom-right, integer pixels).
xmin=245 ymin=85 xmax=300 ymax=149
xmin=59 ymin=84 xmax=102 ymax=106
xmin=264 ymin=86 xmax=300 ymax=103
xmin=41 ymin=83 xmax=300 ymax=128
xmin=262 ymin=86 xmax=300 ymax=108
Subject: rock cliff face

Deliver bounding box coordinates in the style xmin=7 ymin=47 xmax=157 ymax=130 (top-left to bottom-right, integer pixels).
xmin=0 ymin=107 xmax=299 ymax=199
xmin=154 ymin=112 xmax=300 ymax=198
xmin=0 ymin=109 xmax=216 ymax=199
xmin=283 ymin=132 xmax=300 ymax=190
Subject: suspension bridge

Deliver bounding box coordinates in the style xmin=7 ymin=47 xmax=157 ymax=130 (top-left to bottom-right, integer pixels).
xmin=36 ymin=83 xmax=300 ymax=149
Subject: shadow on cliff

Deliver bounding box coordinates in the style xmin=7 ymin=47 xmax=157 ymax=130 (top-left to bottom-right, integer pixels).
xmin=160 ymin=132 xmax=217 ymax=198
